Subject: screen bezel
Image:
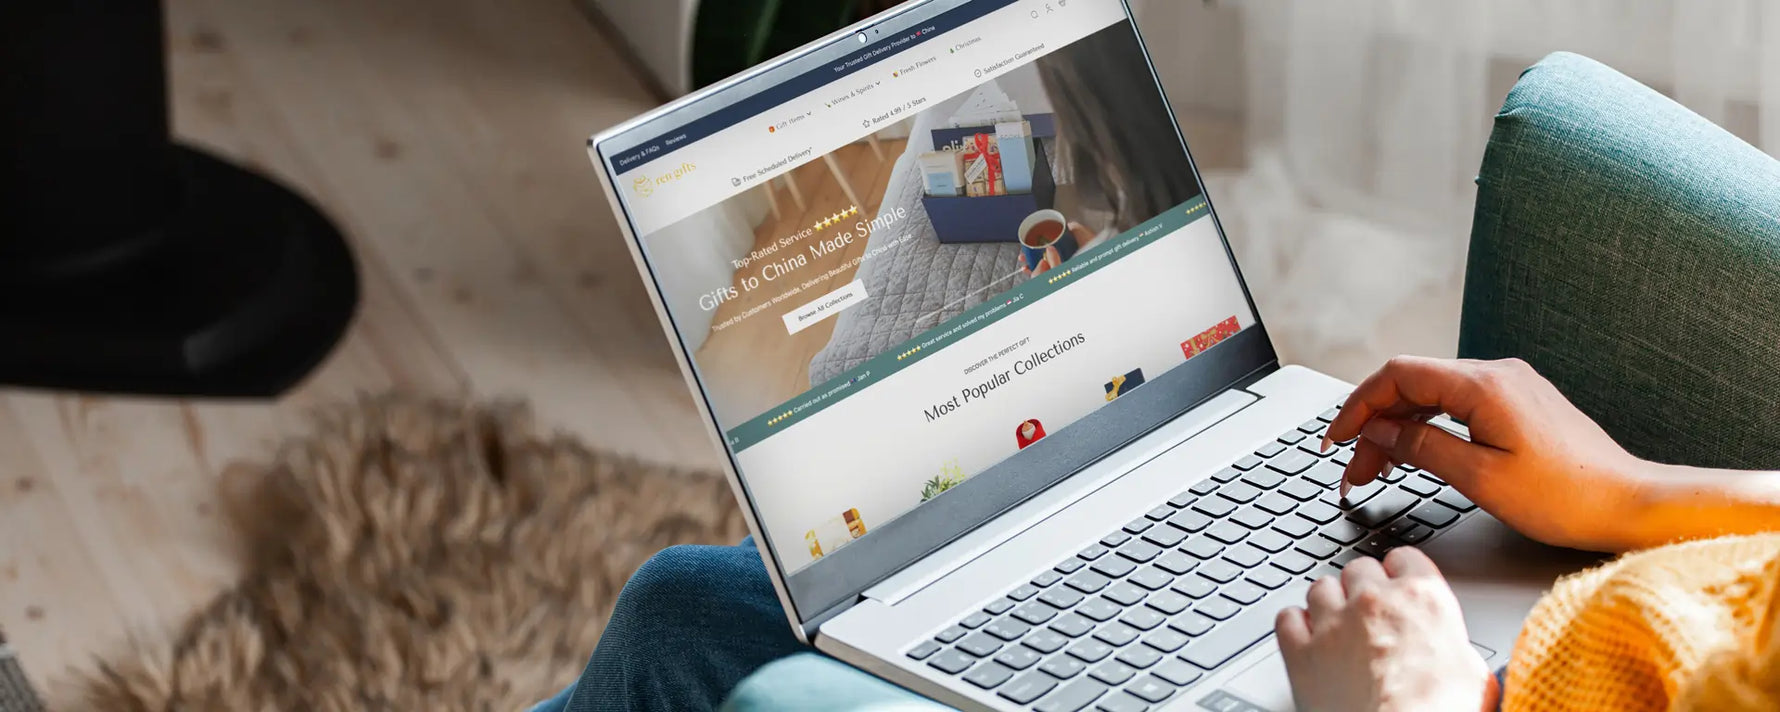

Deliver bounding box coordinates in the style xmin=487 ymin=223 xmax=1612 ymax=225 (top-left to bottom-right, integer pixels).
xmin=587 ymin=0 xmax=1279 ymax=638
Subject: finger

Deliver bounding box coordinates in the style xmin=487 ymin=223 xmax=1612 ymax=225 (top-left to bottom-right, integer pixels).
xmin=1360 ymin=417 xmax=1503 ymax=492
xmin=1341 ymin=556 xmax=1389 ymax=597
xmin=1305 ymin=575 xmax=1345 ymax=625
xmin=1274 ymin=607 xmax=1312 ymax=655
xmin=1045 ymin=246 xmax=1063 ymax=268
xmin=1342 ymin=438 xmax=1392 ymax=491
xmin=1068 ymin=222 xmax=1097 ymax=248
xmin=1030 ymin=259 xmax=1050 ymax=276
xmin=1381 ymin=545 xmax=1442 ymax=580
xmin=1325 ymin=356 xmax=1495 ymax=448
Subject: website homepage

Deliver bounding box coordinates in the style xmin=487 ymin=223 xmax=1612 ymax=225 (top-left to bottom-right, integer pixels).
xmin=606 ymin=0 xmax=1256 ymax=575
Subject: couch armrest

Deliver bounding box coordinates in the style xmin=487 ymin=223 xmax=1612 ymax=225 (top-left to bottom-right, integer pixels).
xmin=1463 ymin=51 xmax=1780 ymax=469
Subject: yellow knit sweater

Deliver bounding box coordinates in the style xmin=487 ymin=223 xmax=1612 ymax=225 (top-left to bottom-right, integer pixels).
xmin=1505 ymin=533 xmax=1780 ymax=711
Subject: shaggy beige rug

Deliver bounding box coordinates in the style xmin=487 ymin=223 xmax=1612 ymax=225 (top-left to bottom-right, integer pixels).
xmin=81 ymin=395 xmax=747 ymax=711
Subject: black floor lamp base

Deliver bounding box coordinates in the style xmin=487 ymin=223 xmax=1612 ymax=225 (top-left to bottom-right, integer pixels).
xmin=0 ymin=145 xmax=359 ymax=397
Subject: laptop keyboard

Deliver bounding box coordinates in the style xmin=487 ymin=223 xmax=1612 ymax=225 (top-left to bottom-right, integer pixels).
xmin=903 ymin=404 xmax=1479 ymax=711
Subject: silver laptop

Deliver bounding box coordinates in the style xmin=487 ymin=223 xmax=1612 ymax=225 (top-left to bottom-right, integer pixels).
xmin=586 ymin=1 xmax=1595 ymax=709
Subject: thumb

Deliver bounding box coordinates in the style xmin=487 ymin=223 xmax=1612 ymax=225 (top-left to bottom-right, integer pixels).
xmin=1360 ymin=418 xmax=1498 ymax=487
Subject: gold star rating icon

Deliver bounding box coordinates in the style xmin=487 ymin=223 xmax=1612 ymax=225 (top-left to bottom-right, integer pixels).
xmin=814 ymin=206 xmax=861 ymax=233
xmin=896 ymin=345 xmax=923 ymax=360
xmin=1047 ymin=269 xmax=1075 ymax=284
xmin=767 ymin=410 xmax=793 ymax=426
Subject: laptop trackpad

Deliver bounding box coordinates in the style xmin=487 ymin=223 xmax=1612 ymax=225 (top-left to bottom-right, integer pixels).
xmin=1215 ymin=651 xmax=1294 ymax=711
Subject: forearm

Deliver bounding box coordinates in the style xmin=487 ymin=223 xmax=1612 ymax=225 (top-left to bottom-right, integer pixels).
xmin=1623 ymin=463 xmax=1780 ymax=550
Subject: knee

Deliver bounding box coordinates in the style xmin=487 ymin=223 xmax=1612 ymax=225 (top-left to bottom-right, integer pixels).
xmin=613 ymin=544 xmax=764 ymax=623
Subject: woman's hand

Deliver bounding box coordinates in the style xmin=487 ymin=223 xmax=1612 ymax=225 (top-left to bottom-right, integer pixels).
xmin=1323 ymin=356 xmax=1654 ymax=552
xmin=1275 ymin=548 xmax=1497 ymax=712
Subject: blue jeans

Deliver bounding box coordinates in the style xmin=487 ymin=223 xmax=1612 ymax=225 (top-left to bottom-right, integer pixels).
xmin=529 ymin=537 xmax=803 ymax=712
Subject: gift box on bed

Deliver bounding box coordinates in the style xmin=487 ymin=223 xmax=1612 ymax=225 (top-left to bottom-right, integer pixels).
xmin=921 ymin=114 xmax=1057 ymax=245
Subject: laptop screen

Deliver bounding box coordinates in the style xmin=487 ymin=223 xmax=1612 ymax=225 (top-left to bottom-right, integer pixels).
xmin=593 ymin=0 xmax=1268 ymax=626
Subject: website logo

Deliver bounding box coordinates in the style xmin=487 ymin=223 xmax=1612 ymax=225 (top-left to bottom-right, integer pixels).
xmin=631 ymin=161 xmax=697 ymax=198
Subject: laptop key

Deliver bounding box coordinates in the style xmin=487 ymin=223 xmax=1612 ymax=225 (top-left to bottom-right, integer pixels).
xmin=1144 ymin=589 xmax=1192 ymax=615
xmin=1153 ymin=658 xmax=1204 ymax=687
xmin=1142 ymin=526 xmax=1187 ymax=549
xmin=1115 ymin=645 xmax=1163 ymax=669
xmin=1295 ymin=536 xmax=1341 ymax=559
xmin=1051 ymin=613 xmax=1097 ymax=638
xmin=1267 ymin=449 xmax=1317 ymax=475
xmin=1398 ymin=524 xmax=1434 ymax=544
xmin=1128 ymin=566 xmax=1175 ymax=591
xmin=1217 ymin=481 xmax=1262 ymax=503
xmin=1012 ymin=603 xmax=1059 ymax=626
xmin=1271 ymin=550 xmax=1317 ymax=574
xmin=1078 ymin=544 xmax=1110 ymax=561
xmin=1232 ymin=454 xmax=1264 ymax=471
xmin=1296 ymin=500 xmax=1342 ymax=524
xmin=1124 ymin=675 xmax=1178 ymax=704
xmin=1435 ymin=489 xmax=1477 ymax=512
xmin=1333 ymin=481 xmax=1385 ymax=508
xmin=1040 ymin=655 xmax=1087 ymax=680
xmin=1146 ymin=505 xmax=1175 ymax=521
xmin=1378 ymin=467 xmax=1406 ymax=484
xmin=1409 ymin=502 xmax=1461 ymax=528
xmin=1042 ymin=586 xmax=1088 ymax=610
xmin=1230 ymin=506 xmax=1274 ymax=530
xmin=1317 ymin=407 xmax=1339 ymax=422
xmin=1077 ymin=597 xmax=1123 ymax=621
xmin=1297 ymin=418 xmax=1326 ymax=435
xmin=1142 ymin=625 xmax=1191 ymax=652
xmin=1196 ymin=560 xmax=1242 ymax=584
xmin=1101 ymin=531 xmax=1132 ymax=548
xmin=1167 ymin=509 xmax=1213 ymax=533
xmin=1204 ymin=521 xmax=1249 ymax=545
xmin=1298 ymin=443 xmax=1333 ymax=460
xmin=985 ymin=597 xmax=1016 ymax=615
xmin=962 ymin=611 xmax=991 ymax=629
xmin=1355 ymin=533 xmax=1401 ymax=559
xmin=1090 ymin=660 xmax=1138 ymax=686
xmin=1255 ymin=441 xmax=1287 ymax=458
xmin=957 ymin=632 xmax=1005 ymax=657
xmin=1349 ymin=489 xmax=1420 ymax=529
xmin=1180 ymin=579 xmax=1313 ymax=669
xmin=1195 ymin=597 xmax=1240 ymax=621
xmin=1092 ymin=557 xmax=1138 ymax=579
xmin=1119 ymin=607 xmax=1166 ymax=631
xmin=1069 ymin=639 xmax=1116 ymax=663
xmin=1034 ymin=570 xmax=1065 ymax=587
xmin=1067 ymin=572 xmax=1112 ymax=594
xmin=1104 ymin=582 xmax=1149 ymax=607
xmin=1398 ymin=477 xmax=1441 ymax=498
xmin=906 ymin=640 xmax=941 ymax=660
xmin=1180 ymin=536 xmax=1224 ymax=560
xmin=1221 ymin=544 xmax=1267 ymax=569
xmin=1026 ymin=629 xmax=1070 ymax=654
xmin=1220 ymin=581 xmax=1266 ymax=606
xmin=1118 ymin=541 xmax=1163 ymax=563
xmin=1168 ymin=611 xmax=1215 ymax=636
xmin=1094 ymin=622 xmax=1141 ymax=647
xmin=998 ymin=672 xmax=1059 ymax=705
xmin=937 ymin=625 xmax=969 ymax=643
xmin=964 ymin=660 xmax=1017 ymax=689
xmin=1246 ymin=566 xmax=1292 ymax=590
xmin=1188 ymin=479 xmax=1219 ymax=496
xmin=985 ymin=617 xmax=1033 ymax=642
xmin=1166 ymin=490 xmax=1199 ymax=509
xmin=1320 ymin=520 xmax=1369 ymax=545
xmin=1277 ymin=429 xmax=1307 ymax=445
xmin=1171 ymin=576 xmax=1215 ymax=600
xmin=927 ymin=648 xmax=976 ymax=675
xmin=1035 ymin=678 xmax=1109 ymax=712
xmin=1096 ymin=692 xmax=1152 ymax=712
xmin=994 ymin=646 xmax=1043 ymax=670
xmin=1255 ymin=492 xmax=1298 ymax=516
xmin=1056 ymin=558 xmax=1087 ymax=575
xmin=1331 ymin=549 xmax=1366 ymax=568
xmin=1279 ymin=479 xmax=1324 ymax=503
xmin=1123 ymin=518 xmax=1154 ymax=535
xmin=1247 ymin=529 xmax=1293 ymax=553
xmin=1272 ymin=515 xmax=1316 ymax=539
xmin=1152 ymin=550 xmax=1197 ymax=576
xmin=1192 ymin=497 xmax=1237 ymax=518
xmin=1211 ymin=467 xmax=1243 ymax=484
xmin=1242 ymin=469 xmax=1287 ymax=489
xmin=1303 ymin=461 xmax=1347 ymax=488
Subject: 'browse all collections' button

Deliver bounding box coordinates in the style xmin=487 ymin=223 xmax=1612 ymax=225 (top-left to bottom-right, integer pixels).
xmin=783 ymin=280 xmax=870 ymax=335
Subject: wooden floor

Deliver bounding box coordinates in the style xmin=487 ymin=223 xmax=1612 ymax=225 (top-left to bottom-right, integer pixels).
xmin=0 ymin=0 xmax=723 ymax=703
xmin=696 ymin=139 xmax=906 ymax=423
